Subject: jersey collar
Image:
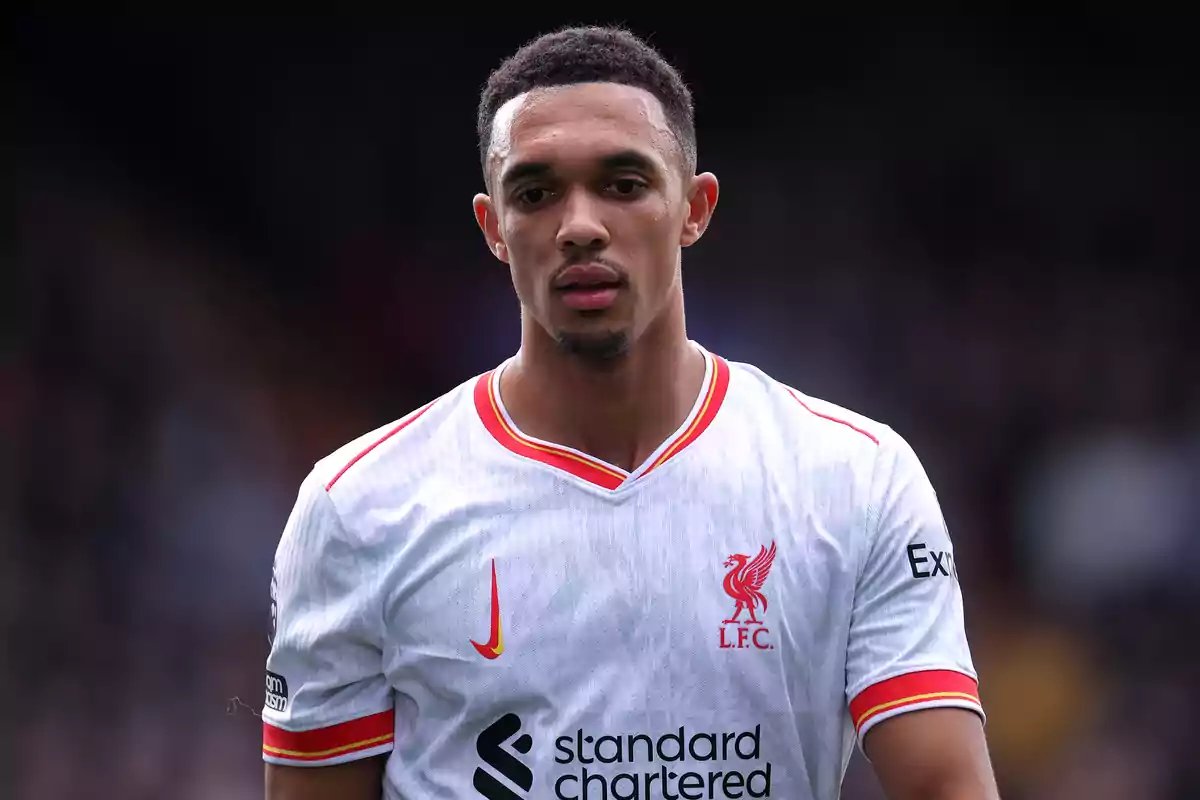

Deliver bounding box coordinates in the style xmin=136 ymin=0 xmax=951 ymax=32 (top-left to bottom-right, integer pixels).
xmin=474 ymin=344 xmax=731 ymax=491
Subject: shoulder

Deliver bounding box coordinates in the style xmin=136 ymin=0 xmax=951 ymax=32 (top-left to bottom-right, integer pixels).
xmin=716 ymin=355 xmax=935 ymax=507
xmin=310 ymin=372 xmax=483 ymax=503
xmin=722 ymin=356 xmax=899 ymax=454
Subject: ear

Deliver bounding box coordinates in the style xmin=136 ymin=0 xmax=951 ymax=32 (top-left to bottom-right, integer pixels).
xmin=679 ymin=172 xmax=719 ymax=247
xmin=473 ymin=193 xmax=509 ymax=263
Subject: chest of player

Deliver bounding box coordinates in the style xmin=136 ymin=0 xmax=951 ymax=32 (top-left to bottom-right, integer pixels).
xmin=376 ymin=469 xmax=862 ymax=711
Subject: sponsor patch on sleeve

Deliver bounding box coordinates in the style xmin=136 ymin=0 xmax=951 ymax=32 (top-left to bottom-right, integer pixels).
xmin=265 ymin=670 xmax=289 ymax=713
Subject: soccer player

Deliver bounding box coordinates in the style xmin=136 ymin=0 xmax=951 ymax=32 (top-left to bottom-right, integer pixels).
xmin=262 ymin=26 xmax=1000 ymax=800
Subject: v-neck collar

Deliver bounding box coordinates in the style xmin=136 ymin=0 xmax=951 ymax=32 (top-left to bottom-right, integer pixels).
xmin=473 ymin=344 xmax=731 ymax=492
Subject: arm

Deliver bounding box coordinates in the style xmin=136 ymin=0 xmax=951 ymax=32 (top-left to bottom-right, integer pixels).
xmin=262 ymin=471 xmax=394 ymax=799
xmin=845 ymin=430 xmax=1000 ymax=800
xmin=266 ymin=756 xmax=386 ymax=800
xmin=865 ymin=709 xmax=999 ymax=800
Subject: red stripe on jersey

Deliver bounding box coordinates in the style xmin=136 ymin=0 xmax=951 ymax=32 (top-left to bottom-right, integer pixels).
xmin=325 ymin=401 xmax=437 ymax=490
xmin=643 ymin=355 xmax=731 ymax=475
xmin=788 ymin=390 xmax=879 ymax=445
xmin=849 ymin=670 xmax=981 ymax=733
xmin=263 ymin=709 xmax=395 ymax=762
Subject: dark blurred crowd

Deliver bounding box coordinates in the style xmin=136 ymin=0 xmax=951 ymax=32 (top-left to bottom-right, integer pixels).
xmin=14 ymin=18 xmax=1198 ymax=800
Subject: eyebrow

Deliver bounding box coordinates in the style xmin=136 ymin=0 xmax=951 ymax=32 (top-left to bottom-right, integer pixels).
xmin=499 ymin=150 xmax=660 ymax=190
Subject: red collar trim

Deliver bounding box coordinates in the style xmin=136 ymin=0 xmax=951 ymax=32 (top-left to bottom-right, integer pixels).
xmin=474 ymin=352 xmax=730 ymax=490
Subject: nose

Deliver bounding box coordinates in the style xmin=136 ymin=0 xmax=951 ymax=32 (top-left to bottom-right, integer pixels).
xmin=555 ymin=189 xmax=609 ymax=252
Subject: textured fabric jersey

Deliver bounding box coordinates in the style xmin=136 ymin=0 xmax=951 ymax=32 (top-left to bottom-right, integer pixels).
xmin=262 ymin=342 xmax=984 ymax=800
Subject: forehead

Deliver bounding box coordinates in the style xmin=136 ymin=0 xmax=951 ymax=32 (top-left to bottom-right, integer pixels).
xmin=489 ymin=83 xmax=679 ymax=182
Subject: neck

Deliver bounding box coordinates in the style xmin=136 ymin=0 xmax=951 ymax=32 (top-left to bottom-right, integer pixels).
xmin=500 ymin=297 xmax=705 ymax=472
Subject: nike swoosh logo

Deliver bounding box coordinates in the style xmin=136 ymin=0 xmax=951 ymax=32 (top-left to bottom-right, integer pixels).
xmin=470 ymin=558 xmax=504 ymax=659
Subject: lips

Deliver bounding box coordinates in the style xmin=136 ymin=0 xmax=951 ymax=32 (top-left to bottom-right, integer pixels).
xmin=553 ymin=264 xmax=624 ymax=311
xmin=553 ymin=263 xmax=624 ymax=292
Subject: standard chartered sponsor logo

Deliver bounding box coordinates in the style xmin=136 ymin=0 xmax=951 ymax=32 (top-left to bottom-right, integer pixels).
xmin=550 ymin=724 xmax=771 ymax=799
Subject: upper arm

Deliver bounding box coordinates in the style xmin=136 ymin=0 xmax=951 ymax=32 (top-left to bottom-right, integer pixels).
xmin=845 ymin=431 xmax=996 ymax=796
xmin=262 ymin=471 xmax=394 ymax=793
xmin=865 ymin=708 xmax=999 ymax=800
xmin=266 ymin=756 xmax=387 ymax=800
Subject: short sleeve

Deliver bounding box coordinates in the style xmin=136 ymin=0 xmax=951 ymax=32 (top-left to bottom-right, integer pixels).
xmin=261 ymin=470 xmax=395 ymax=766
xmin=845 ymin=430 xmax=985 ymax=744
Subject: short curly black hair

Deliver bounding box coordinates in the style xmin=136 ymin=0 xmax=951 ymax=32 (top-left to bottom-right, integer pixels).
xmin=477 ymin=26 xmax=697 ymax=186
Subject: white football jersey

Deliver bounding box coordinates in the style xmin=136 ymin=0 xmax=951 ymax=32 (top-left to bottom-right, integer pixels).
xmin=262 ymin=342 xmax=983 ymax=800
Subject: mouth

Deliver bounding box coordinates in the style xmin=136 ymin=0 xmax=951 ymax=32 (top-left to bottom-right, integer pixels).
xmin=553 ymin=264 xmax=625 ymax=311
xmin=556 ymin=285 xmax=622 ymax=311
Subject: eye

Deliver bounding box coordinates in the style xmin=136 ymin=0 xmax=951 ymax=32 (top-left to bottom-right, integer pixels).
xmin=608 ymin=178 xmax=647 ymax=197
xmin=515 ymin=186 xmax=552 ymax=207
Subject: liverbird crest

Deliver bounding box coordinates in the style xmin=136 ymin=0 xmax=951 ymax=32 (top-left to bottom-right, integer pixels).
xmin=722 ymin=542 xmax=777 ymax=625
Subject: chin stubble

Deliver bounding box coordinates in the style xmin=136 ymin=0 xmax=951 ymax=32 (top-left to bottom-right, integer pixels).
xmin=553 ymin=329 xmax=631 ymax=365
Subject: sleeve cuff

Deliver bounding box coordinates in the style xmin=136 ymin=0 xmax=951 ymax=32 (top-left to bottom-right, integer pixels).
xmin=263 ymin=709 xmax=395 ymax=766
xmin=849 ymin=669 xmax=984 ymax=740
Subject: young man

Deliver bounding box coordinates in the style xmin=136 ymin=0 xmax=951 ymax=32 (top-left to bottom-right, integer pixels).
xmin=263 ymin=26 xmax=1000 ymax=800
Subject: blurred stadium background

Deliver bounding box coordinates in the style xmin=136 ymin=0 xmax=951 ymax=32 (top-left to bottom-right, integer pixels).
xmin=12 ymin=14 xmax=1198 ymax=800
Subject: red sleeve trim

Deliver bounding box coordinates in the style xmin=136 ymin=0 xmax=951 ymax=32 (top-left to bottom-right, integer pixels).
xmin=849 ymin=669 xmax=981 ymax=734
xmin=263 ymin=709 xmax=394 ymax=762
